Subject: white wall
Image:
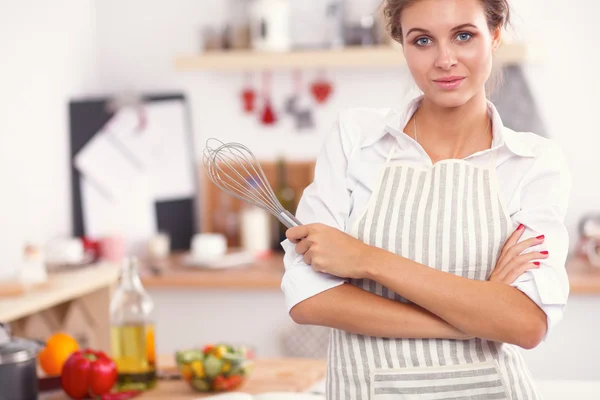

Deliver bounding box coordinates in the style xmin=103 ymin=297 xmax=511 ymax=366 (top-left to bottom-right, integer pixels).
xmin=94 ymin=0 xmax=600 ymax=247
xmin=0 ymin=0 xmax=98 ymax=278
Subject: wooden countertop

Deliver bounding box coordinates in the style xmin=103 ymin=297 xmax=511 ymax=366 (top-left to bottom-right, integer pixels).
xmin=43 ymin=356 xmax=327 ymax=399
xmin=0 ymin=263 xmax=119 ymax=323
xmin=140 ymin=252 xmax=600 ymax=295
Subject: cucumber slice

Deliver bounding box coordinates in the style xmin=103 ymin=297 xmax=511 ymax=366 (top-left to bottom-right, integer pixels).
xmin=204 ymin=354 xmax=223 ymax=378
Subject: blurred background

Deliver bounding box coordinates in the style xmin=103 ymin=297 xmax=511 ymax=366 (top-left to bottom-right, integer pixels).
xmin=1 ymin=0 xmax=599 ymax=396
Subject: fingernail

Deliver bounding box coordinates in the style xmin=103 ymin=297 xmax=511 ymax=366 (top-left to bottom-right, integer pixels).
xmin=536 ymin=235 xmax=545 ymax=240
xmin=517 ymin=224 xmax=524 ymax=230
xmin=541 ymin=251 xmax=549 ymax=255
xmin=533 ymin=262 xmax=540 ymax=266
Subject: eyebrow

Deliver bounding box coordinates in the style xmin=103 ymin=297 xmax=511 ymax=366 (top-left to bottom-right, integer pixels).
xmin=405 ymin=23 xmax=478 ymax=38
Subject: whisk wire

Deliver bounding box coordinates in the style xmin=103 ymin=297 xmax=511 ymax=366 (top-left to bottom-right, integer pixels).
xmin=203 ymin=138 xmax=301 ymax=228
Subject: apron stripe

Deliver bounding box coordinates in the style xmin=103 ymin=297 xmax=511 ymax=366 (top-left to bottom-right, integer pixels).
xmin=409 ymin=171 xmax=427 ymax=262
xmin=338 ymin=329 xmax=350 ymax=398
xmin=331 ymin=329 xmax=344 ymax=399
xmin=381 ymin=166 xmax=399 ymax=301
xmin=483 ymin=170 xmax=495 ymax=279
xmin=473 ymin=168 xmax=484 ymax=281
xmin=508 ymin=345 xmax=528 ymax=399
xmin=329 ymin=332 xmax=333 ymax=398
xmin=502 ymin=347 xmax=519 ymax=400
xmin=414 ymin=169 xmax=433 ymax=265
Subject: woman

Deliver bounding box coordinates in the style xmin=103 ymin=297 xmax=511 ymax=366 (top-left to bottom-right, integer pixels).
xmin=281 ymin=0 xmax=571 ymax=399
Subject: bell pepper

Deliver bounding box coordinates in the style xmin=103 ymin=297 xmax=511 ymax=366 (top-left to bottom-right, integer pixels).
xmin=61 ymin=349 xmax=118 ymax=399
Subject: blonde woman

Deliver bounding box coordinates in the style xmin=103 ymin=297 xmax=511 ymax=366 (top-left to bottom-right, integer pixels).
xmin=282 ymin=0 xmax=571 ymax=399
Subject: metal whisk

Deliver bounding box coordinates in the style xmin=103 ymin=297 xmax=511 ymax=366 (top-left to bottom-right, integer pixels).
xmin=203 ymin=138 xmax=302 ymax=229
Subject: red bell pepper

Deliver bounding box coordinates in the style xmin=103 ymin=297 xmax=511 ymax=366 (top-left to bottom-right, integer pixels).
xmin=61 ymin=349 xmax=118 ymax=399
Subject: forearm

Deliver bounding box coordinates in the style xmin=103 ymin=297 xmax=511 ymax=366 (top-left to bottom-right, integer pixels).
xmin=290 ymin=282 xmax=470 ymax=340
xmin=367 ymin=249 xmax=547 ymax=349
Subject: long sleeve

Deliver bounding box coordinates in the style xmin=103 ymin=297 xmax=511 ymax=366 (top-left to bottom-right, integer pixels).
xmin=280 ymin=113 xmax=356 ymax=313
xmin=509 ymin=139 xmax=572 ymax=339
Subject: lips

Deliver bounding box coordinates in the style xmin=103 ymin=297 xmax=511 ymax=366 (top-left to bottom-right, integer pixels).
xmin=433 ymin=76 xmax=465 ymax=90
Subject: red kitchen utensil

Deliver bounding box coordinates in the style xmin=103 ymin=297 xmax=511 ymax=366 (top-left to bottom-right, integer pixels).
xmin=310 ymin=71 xmax=334 ymax=104
xmin=240 ymin=72 xmax=256 ymax=113
xmin=260 ymin=70 xmax=277 ymax=125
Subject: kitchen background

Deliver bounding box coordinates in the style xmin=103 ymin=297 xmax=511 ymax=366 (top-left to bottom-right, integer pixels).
xmin=1 ymin=0 xmax=599 ymax=395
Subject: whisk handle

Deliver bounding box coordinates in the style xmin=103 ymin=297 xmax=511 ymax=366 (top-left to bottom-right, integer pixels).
xmin=277 ymin=210 xmax=302 ymax=228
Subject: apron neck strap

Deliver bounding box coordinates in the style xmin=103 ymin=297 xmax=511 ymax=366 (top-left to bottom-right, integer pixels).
xmin=386 ymin=142 xmax=398 ymax=164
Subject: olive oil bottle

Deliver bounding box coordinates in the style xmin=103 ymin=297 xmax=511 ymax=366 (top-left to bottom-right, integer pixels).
xmin=110 ymin=257 xmax=157 ymax=390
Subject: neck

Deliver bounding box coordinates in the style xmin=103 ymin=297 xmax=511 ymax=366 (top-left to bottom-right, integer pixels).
xmin=412 ymin=91 xmax=491 ymax=160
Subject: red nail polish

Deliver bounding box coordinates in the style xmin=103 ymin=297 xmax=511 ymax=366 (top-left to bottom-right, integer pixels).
xmin=536 ymin=235 xmax=545 ymax=240
xmin=517 ymin=224 xmax=524 ymax=230
xmin=533 ymin=262 xmax=540 ymax=266
xmin=541 ymin=251 xmax=549 ymax=255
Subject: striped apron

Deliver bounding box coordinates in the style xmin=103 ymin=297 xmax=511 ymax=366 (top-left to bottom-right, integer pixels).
xmin=326 ymin=143 xmax=541 ymax=399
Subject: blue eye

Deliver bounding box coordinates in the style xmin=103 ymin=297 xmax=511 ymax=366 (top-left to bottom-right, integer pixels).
xmin=414 ymin=37 xmax=432 ymax=47
xmin=456 ymin=32 xmax=473 ymax=42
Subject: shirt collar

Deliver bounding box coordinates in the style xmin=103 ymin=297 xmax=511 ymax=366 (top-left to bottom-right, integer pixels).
xmin=360 ymin=95 xmax=535 ymax=158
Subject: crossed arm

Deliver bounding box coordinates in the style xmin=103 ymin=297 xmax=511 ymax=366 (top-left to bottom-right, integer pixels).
xmin=287 ymin=224 xmax=549 ymax=349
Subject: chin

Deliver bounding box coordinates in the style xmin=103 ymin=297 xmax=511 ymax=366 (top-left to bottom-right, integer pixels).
xmin=425 ymin=89 xmax=475 ymax=109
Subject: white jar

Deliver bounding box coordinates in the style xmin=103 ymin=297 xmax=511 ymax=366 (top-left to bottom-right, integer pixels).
xmin=240 ymin=205 xmax=272 ymax=255
xmin=249 ymin=0 xmax=291 ymax=52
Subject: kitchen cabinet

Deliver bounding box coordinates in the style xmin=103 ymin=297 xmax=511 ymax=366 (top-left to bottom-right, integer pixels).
xmin=0 ymin=264 xmax=120 ymax=353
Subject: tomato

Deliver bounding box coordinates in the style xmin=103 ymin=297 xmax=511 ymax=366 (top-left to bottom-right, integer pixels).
xmin=212 ymin=376 xmax=228 ymax=391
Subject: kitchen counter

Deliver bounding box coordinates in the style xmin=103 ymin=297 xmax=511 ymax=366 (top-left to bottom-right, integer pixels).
xmin=141 ymin=253 xmax=600 ymax=294
xmin=140 ymin=252 xmax=284 ymax=290
xmin=43 ymin=357 xmax=327 ymax=399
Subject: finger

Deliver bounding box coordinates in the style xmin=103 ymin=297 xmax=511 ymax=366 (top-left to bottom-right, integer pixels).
xmin=295 ymin=238 xmax=310 ymax=255
xmin=496 ymin=225 xmax=527 ymax=270
xmin=303 ymin=249 xmax=312 ymax=266
xmin=504 ymin=262 xmax=541 ymax=285
xmin=496 ymin=251 xmax=549 ymax=281
xmin=503 ymin=235 xmax=545 ymax=262
xmin=286 ymin=226 xmax=309 ymax=242
xmin=499 ymin=223 xmax=526 ymax=258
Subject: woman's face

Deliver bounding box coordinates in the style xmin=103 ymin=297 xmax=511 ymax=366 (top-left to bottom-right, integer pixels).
xmin=401 ymin=0 xmax=501 ymax=108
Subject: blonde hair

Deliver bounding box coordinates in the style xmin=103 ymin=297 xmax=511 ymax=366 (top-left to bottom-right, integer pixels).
xmin=382 ymin=0 xmax=511 ymax=44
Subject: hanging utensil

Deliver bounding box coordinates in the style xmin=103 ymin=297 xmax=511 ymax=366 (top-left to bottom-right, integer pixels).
xmin=240 ymin=71 xmax=256 ymax=113
xmin=259 ymin=70 xmax=277 ymax=125
xmin=310 ymin=70 xmax=334 ymax=104
xmin=203 ymin=139 xmax=301 ymax=229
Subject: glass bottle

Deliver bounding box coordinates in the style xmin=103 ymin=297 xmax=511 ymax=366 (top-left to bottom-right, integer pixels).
xmin=110 ymin=257 xmax=157 ymax=391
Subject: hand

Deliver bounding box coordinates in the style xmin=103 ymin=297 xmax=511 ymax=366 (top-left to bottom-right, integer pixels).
xmin=286 ymin=223 xmax=372 ymax=279
xmin=489 ymin=224 xmax=549 ymax=285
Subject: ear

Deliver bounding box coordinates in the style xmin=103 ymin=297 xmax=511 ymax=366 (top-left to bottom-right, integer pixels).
xmin=491 ymin=26 xmax=502 ymax=52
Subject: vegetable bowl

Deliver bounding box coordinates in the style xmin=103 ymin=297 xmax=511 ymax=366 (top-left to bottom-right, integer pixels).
xmin=175 ymin=344 xmax=255 ymax=393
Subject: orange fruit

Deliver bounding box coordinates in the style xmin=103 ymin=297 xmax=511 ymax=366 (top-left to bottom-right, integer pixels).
xmin=38 ymin=332 xmax=79 ymax=376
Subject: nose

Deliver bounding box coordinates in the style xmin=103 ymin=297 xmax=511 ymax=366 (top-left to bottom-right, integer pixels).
xmin=434 ymin=43 xmax=457 ymax=70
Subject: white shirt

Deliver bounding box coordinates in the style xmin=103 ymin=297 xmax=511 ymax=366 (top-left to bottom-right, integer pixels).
xmin=280 ymin=95 xmax=572 ymax=339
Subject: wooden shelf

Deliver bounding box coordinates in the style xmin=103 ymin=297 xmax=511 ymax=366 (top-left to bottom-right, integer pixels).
xmin=0 ymin=264 xmax=119 ymax=323
xmin=175 ymin=43 xmax=528 ymax=71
